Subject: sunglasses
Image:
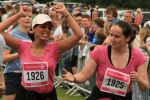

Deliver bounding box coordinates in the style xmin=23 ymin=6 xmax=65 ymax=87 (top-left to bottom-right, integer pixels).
xmin=37 ymin=22 xmax=53 ymax=31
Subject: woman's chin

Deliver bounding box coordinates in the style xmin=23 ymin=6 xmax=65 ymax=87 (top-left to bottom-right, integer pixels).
xmin=41 ymin=38 xmax=49 ymax=42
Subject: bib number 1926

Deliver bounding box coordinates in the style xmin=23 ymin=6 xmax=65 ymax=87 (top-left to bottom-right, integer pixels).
xmin=26 ymin=71 xmax=44 ymax=81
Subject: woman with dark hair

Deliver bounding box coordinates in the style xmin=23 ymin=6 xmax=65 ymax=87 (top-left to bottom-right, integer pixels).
xmin=63 ymin=20 xmax=149 ymax=100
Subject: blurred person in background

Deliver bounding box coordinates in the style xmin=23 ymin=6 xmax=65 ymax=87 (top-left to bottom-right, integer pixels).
xmin=103 ymin=6 xmax=120 ymax=46
xmin=91 ymin=19 xmax=105 ymax=46
xmin=81 ymin=15 xmax=93 ymax=42
xmin=105 ymin=6 xmax=119 ymax=23
xmin=91 ymin=9 xmax=99 ymax=21
xmin=0 ymin=34 xmax=6 ymax=97
xmin=123 ymin=10 xmax=134 ymax=24
xmin=131 ymin=23 xmax=140 ymax=48
xmin=134 ymin=8 xmax=143 ymax=27
xmin=0 ymin=3 xmax=32 ymax=99
xmin=139 ymin=28 xmax=150 ymax=97
xmin=2 ymin=3 xmax=14 ymax=22
xmin=144 ymin=20 xmax=150 ymax=29
xmin=3 ymin=4 xmax=32 ymax=100
xmin=49 ymin=8 xmax=63 ymax=37
xmin=0 ymin=8 xmax=6 ymax=22
xmin=32 ymin=7 xmax=38 ymax=20
xmin=140 ymin=28 xmax=150 ymax=56
xmin=103 ymin=22 xmax=112 ymax=45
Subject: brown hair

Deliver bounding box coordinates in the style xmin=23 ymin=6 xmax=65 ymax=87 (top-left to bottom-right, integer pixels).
xmin=82 ymin=15 xmax=91 ymax=21
xmin=104 ymin=22 xmax=112 ymax=36
xmin=106 ymin=6 xmax=118 ymax=18
xmin=93 ymin=18 xmax=105 ymax=28
xmin=139 ymin=28 xmax=150 ymax=43
xmin=131 ymin=23 xmax=140 ymax=35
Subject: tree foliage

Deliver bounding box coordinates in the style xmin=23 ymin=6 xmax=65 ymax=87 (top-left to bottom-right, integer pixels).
xmin=36 ymin=0 xmax=150 ymax=10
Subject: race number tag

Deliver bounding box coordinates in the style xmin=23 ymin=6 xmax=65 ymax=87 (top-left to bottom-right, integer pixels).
xmin=23 ymin=62 xmax=49 ymax=87
xmin=101 ymin=68 xmax=130 ymax=96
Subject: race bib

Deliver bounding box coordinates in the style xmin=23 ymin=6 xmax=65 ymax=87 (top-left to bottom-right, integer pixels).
xmin=23 ymin=62 xmax=49 ymax=87
xmin=101 ymin=68 xmax=130 ymax=96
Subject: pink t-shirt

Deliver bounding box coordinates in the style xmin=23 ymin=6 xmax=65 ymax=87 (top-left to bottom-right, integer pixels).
xmin=90 ymin=45 xmax=147 ymax=93
xmin=134 ymin=14 xmax=143 ymax=25
xmin=18 ymin=40 xmax=61 ymax=94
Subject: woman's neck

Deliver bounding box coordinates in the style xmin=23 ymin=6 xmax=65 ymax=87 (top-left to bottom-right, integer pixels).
xmin=19 ymin=25 xmax=30 ymax=33
xmin=112 ymin=45 xmax=129 ymax=54
xmin=32 ymin=40 xmax=47 ymax=49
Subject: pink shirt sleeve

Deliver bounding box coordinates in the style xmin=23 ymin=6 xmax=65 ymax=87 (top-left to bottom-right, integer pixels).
xmin=90 ymin=45 xmax=106 ymax=65
xmin=18 ymin=39 xmax=31 ymax=56
xmin=47 ymin=41 xmax=61 ymax=59
xmin=133 ymin=48 xmax=147 ymax=70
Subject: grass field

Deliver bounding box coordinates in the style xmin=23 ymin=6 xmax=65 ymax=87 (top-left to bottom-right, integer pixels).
xmin=56 ymin=87 xmax=86 ymax=100
xmin=0 ymin=87 xmax=86 ymax=100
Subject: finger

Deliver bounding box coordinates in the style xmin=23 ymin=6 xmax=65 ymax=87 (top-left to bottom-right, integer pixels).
xmin=22 ymin=6 xmax=32 ymax=12
xmin=19 ymin=2 xmax=23 ymax=6
xmin=130 ymin=71 xmax=137 ymax=73
xmin=19 ymin=5 xmax=23 ymax=11
xmin=28 ymin=31 xmax=34 ymax=34
xmin=62 ymin=75 xmax=67 ymax=80
xmin=131 ymin=72 xmax=138 ymax=75
xmin=62 ymin=68 xmax=68 ymax=74
xmin=130 ymin=76 xmax=138 ymax=81
xmin=130 ymin=74 xmax=137 ymax=77
xmin=130 ymin=76 xmax=137 ymax=79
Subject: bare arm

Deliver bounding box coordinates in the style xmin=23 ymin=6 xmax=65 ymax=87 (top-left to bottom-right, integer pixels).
xmin=1 ymin=32 xmax=20 ymax=51
xmin=54 ymin=4 xmax=82 ymax=54
xmin=63 ymin=56 xmax=97 ymax=84
xmin=0 ymin=13 xmax=22 ymax=31
xmin=137 ymin=61 xmax=149 ymax=90
xmin=3 ymin=49 xmax=18 ymax=64
xmin=0 ymin=6 xmax=32 ymax=50
xmin=130 ymin=60 xmax=149 ymax=91
xmin=0 ymin=6 xmax=32 ymax=31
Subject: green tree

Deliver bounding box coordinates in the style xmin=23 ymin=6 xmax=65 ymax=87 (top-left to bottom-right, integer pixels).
xmin=37 ymin=0 xmax=150 ymax=10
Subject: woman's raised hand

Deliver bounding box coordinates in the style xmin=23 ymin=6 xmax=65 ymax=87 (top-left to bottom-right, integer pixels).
xmin=53 ymin=3 xmax=69 ymax=15
xmin=19 ymin=5 xmax=32 ymax=17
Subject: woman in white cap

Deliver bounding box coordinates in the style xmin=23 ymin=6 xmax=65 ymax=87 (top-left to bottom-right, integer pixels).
xmin=0 ymin=4 xmax=82 ymax=100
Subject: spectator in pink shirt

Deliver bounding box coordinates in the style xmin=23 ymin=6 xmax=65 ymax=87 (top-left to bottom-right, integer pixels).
xmin=134 ymin=8 xmax=143 ymax=26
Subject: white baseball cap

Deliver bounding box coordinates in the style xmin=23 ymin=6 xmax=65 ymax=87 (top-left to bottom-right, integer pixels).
xmin=32 ymin=14 xmax=54 ymax=29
